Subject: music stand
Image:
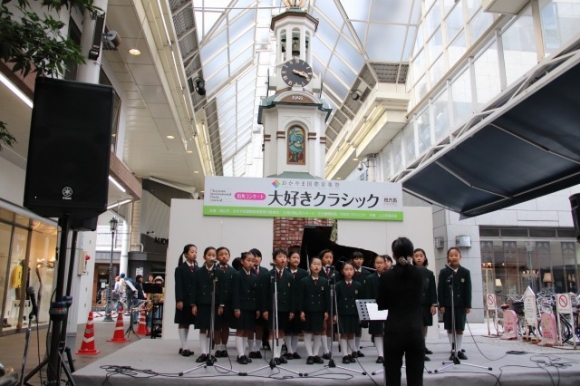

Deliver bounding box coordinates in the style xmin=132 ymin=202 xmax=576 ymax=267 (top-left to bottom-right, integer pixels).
xmin=143 ymin=283 xmax=163 ymax=294
xmin=125 ymin=299 xmax=147 ymax=339
xmin=435 ymin=270 xmax=492 ymax=373
xmin=354 ymin=299 xmax=389 ymax=376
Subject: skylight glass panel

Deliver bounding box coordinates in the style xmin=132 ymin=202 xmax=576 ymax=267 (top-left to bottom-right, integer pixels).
xmin=350 ymin=21 xmax=368 ymax=45
xmin=342 ymin=0 xmax=371 ymax=20
xmin=370 ymin=0 xmax=414 ymax=24
xmin=229 ymin=0 xmax=255 ymax=20
xmin=323 ymin=68 xmax=349 ymax=100
xmin=200 ymin=28 xmax=228 ymax=61
xmin=204 ymin=50 xmax=228 ymax=78
xmin=234 ymin=147 xmax=248 ymax=176
xmin=329 ymin=56 xmax=357 ymax=85
xmin=202 ymin=12 xmax=222 ymax=38
xmin=314 ymin=0 xmax=343 ymax=30
xmin=230 ymin=47 xmax=254 ymax=75
xmin=403 ymin=26 xmax=416 ymax=61
xmin=230 ymin=33 xmax=254 ymax=58
xmin=237 ymin=125 xmax=252 ymax=145
xmin=316 ymin=18 xmax=340 ymax=47
xmin=335 ymin=38 xmax=364 ymax=72
xmin=229 ymin=9 xmax=256 ymax=42
xmin=223 ymin=159 xmax=233 ymax=176
xmin=205 ymin=68 xmax=229 ymax=94
xmin=366 ymin=23 xmax=407 ymax=62
xmin=311 ymin=38 xmax=332 ymax=66
xmin=218 ymin=84 xmax=236 ymax=102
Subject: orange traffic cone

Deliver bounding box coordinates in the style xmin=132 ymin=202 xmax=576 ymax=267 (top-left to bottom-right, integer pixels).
xmin=77 ymin=312 xmax=100 ymax=355
xmin=107 ymin=311 xmax=129 ymax=343
xmin=136 ymin=305 xmax=148 ymax=335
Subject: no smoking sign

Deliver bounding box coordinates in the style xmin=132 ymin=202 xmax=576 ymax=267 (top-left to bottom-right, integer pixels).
xmin=557 ymin=293 xmax=572 ymax=314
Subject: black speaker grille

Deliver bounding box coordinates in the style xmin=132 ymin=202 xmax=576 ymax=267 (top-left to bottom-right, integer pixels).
xmin=24 ymin=78 xmax=114 ymax=218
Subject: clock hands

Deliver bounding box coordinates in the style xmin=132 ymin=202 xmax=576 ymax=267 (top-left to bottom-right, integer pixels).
xmin=292 ymin=68 xmax=310 ymax=80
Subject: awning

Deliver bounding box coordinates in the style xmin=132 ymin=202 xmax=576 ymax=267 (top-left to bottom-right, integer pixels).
xmin=403 ymin=56 xmax=580 ymax=217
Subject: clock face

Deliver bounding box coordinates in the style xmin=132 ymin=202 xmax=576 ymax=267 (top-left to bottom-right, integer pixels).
xmin=281 ymin=59 xmax=313 ymax=87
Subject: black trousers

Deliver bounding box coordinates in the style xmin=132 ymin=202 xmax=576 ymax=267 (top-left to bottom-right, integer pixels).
xmin=384 ymin=330 xmax=424 ymax=386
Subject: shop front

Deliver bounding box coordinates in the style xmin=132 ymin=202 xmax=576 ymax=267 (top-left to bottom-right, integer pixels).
xmin=0 ymin=205 xmax=57 ymax=335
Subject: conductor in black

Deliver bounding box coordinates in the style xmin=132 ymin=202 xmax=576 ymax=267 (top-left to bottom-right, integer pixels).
xmin=377 ymin=237 xmax=425 ymax=386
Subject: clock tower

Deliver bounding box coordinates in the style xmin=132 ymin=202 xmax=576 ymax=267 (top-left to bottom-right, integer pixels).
xmin=258 ymin=0 xmax=331 ymax=179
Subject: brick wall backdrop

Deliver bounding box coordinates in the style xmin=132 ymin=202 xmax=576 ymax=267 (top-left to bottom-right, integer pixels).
xmin=273 ymin=217 xmax=334 ymax=250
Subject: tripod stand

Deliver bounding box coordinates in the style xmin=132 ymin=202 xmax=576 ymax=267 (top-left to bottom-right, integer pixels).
xmin=310 ymin=267 xmax=365 ymax=376
xmin=19 ymin=287 xmax=38 ymax=386
xmin=248 ymin=268 xmax=302 ymax=377
xmin=435 ymin=268 xmax=492 ymax=373
xmin=124 ymin=299 xmax=147 ymax=340
xmin=22 ymin=221 xmax=78 ymax=386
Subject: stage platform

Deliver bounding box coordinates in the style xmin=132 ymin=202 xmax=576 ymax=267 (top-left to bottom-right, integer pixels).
xmin=72 ymin=338 xmax=580 ymax=385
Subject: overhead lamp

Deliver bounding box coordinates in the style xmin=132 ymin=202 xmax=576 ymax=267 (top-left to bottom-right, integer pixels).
xmin=128 ymin=48 xmax=141 ymax=56
xmin=189 ymin=77 xmax=206 ymax=96
xmin=187 ymin=150 xmax=193 ymax=153
xmin=108 ymin=176 xmax=126 ymax=193
xmin=167 ymin=135 xmax=174 ymax=139
xmin=194 ymin=170 xmax=199 ymax=174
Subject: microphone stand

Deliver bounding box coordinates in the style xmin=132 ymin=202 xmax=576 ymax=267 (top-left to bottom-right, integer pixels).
xmin=310 ymin=267 xmax=364 ymax=375
xmin=180 ymin=263 xmax=219 ymax=376
xmin=435 ymin=267 xmax=491 ymax=373
xmin=19 ymin=287 xmax=38 ymax=386
xmin=248 ymin=269 xmax=302 ymax=376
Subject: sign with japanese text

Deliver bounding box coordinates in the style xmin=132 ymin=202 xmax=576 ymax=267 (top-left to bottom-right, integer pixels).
xmin=203 ymin=176 xmax=403 ymax=221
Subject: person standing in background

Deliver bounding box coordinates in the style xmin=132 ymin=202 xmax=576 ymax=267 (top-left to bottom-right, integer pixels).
xmin=438 ymin=247 xmax=472 ymax=360
xmin=377 ymin=237 xmax=425 ymax=386
xmin=174 ymin=244 xmax=197 ymax=357
xmin=412 ymin=248 xmax=437 ymax=361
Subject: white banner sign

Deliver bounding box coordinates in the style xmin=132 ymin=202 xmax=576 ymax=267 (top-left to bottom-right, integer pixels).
xmin=203 ymin=176 xmax=403 ymax=221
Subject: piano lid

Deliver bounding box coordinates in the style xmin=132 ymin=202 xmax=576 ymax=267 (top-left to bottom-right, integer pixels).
xmin=299 ymin=226 xmax=379 ymax=271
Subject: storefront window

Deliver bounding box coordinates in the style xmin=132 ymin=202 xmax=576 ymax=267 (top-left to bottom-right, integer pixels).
xmin=480 ymin=234 xmax=579 ymax=305
xmin=3 ymin=227 xmax=29 ymax=330
xmin=0 ymin=211 xmax=57 ymax=334
xmin=0 ymin=223 xmax=11 ymax=331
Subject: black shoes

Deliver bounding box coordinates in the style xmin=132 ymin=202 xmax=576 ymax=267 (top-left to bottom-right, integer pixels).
xmin=457 ymin=352 xmax=467 ymax=360
xmin=342 ymin=355 xmax=350 ymax=364
xmin=322 ymin=352 xmax=331 ymax=360
xmin=376 ymin=356 xmax=384 ymax=363
xmin=313 ymin=355 xmax=324 ymax=364
xmin=292 ymin=352 xmax=301 ymax=359
xmin=237 ymin=355 xmax=250 ymax=365
xmin=249 ymin=351 xmax=262 ymax=359
xmin=425 ymin=348 xmax=433 ymax=355
xmin=356 ymin=350 xmax=365 ymax=357
xmin=424 ymin=355 xmax=431 ymax=361
xmin=306 ymin=356 xmax=314 ymax=365
xmin=196 ymin=354 xmax=208 ymax=363
xmin=278 ymin=356 xmax=288 ymax=364
xmin=214 ymin=350 xmax=228 ymax=358
xmin=283 ymin=352 xmax=294 ymax=359
xmin=349 ymin=355 xmax=356 ymax=363
xmin=179 ymin=348 xmax=193 ymax=357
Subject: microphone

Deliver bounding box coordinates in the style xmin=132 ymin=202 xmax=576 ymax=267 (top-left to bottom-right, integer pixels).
xmin=27 ymin=286 xmax=38 ymax=319
xmin=269 ymin=262 xmax=277 ymax=267
xmin=210 ymin=259 xmax=219 ymax=264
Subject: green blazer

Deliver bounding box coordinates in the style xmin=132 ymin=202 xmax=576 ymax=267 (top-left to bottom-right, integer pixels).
xmin=298 ymin=276 xmax=329 ymax=313
xmin=335 ymin=280 xmax=363 ymax=316
xmin=191 ymin=264 xmax=219 ymax=306
xmin=264 ymin=268 xmax=294 ymax=313
xmin=438 ymin=265 xmax=472 ymax=309
xmin=232 ymin=270 xmax=262 ymax=311
xmin=217 ymin=264 xmax=236 ymax=306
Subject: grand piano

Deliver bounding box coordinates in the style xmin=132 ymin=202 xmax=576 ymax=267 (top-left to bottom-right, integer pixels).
xmin=298 ymin=226 xmax=379 ymax=271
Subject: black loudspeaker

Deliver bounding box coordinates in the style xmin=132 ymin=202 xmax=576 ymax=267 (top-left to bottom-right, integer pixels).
xmin=570 ymin=194 xmax=580 ymax=241
xmin=71 ymin=216 xmax=98 ymax=232
xmin=24 ymin=77 xmax=115 ymax=219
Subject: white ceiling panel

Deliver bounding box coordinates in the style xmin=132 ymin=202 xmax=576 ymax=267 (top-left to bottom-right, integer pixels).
xmin=137 ymin=85 xmax=168 ymax=104
xmin=146 ymin=103 xmax=173 ymax=119
xmin=130 ymin=64 xmax=162 ymax=86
